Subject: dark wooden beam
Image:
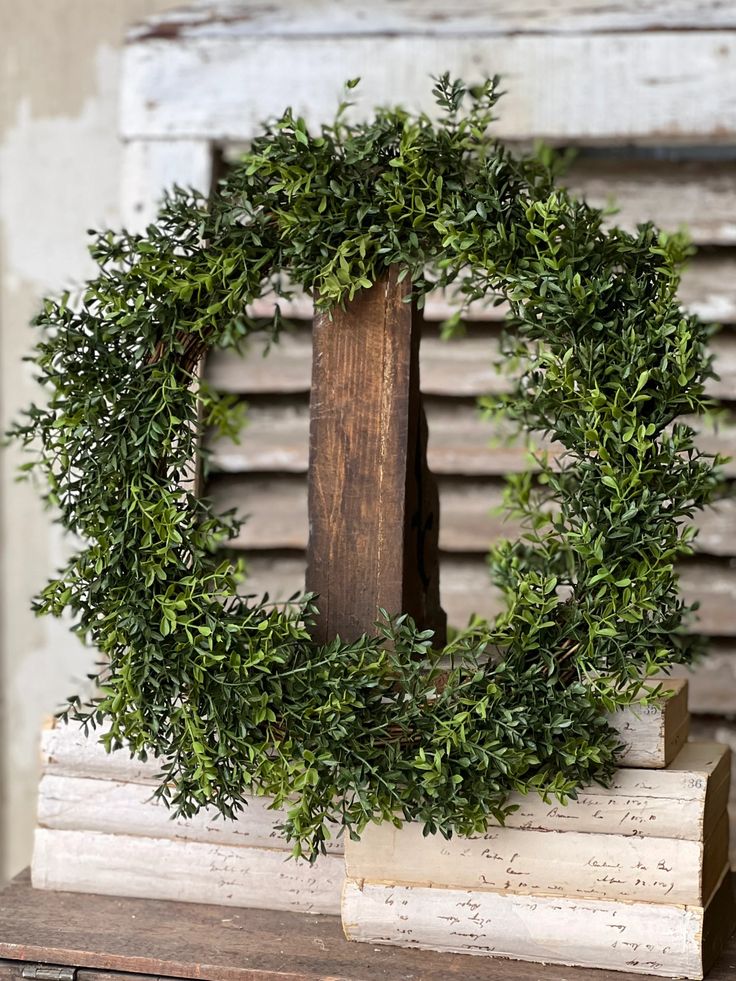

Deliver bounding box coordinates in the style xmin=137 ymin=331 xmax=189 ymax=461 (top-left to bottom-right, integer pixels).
xmin=306 ymin=268 xmax=446 ymax=645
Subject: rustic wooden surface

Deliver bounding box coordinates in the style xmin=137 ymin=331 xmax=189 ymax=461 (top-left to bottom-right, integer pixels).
xmin=1 ymin=870 xmax=734 ymax=981
xmin=210 ymin=401 xmax=736 ymax=478
xmin=208 ymin=323 xmax=736 ymax=400
xmin=0 ymin=969 xmax=162 ymax=981
xmin=230 ymin=554 xmax=736 ymax=639
xmin=128 ymin=2 xmax=736 ymax=40
xmin=306 ymin=269 xmax=445 ymax=644
xmin=229 ymin=256 xmax=736 ymax=327
xmin=210 ymin=474 xmax=736 ymax=557
xmin=121 ymin=25 xmax=736 ymax=144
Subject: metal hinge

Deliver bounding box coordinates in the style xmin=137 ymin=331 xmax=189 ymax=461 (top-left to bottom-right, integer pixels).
xmin=21 ymin=967 xmax=76 ymax=981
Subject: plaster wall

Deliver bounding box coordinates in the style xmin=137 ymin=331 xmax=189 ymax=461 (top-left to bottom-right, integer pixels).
xmin=0 ymin=0 xmax=180 ymax=880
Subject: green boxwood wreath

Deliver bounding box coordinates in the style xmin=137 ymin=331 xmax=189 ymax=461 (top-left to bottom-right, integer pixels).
xmin=9 ymin=76 xmax=725 ymax=860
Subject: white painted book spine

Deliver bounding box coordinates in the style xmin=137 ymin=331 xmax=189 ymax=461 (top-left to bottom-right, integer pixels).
xmin=36 ymin=741 xmax=729 ymax=846
xmin=36 ymin=773 xmax=343 ymax=854
xmin=608 ymin=679 xmax=689 ymax=768
xmin=341 ymin=869 xmax=735 ymax=980
xmin=344 ymin=811 xmax=729 ymax=906
xmin=500 ymin=740 xmax=729 ymax=840
xmin=32 ymin=828 xmax=344 ymax=915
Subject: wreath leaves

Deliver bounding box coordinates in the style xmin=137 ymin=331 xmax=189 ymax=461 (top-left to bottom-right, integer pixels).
xmin=7 ymin=75 xmax=724 ymax=861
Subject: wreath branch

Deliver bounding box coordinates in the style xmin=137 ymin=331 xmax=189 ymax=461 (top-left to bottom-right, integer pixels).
xmin=7 ymin=74 xmax=723 ymax=860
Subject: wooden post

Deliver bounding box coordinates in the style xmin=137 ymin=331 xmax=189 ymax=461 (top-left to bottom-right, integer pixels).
xmin=306 ymin=268 xmax=446 ymax=645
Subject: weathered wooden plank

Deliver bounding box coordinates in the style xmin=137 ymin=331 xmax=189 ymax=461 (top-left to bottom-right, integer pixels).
xmin=672 ymin=645 xmax=736 ymax=715
xmin=238 ymin=555 xmax=736 ymax=636
xmin=206 ymin=326 xmax=736 ymax=399
xmin=305 ymin=270 xmax=445 ymax=644
xmin=122 ymin=33 xmax=736 ymax=144
xmin=209 ymin=402 xmax=736 ymax=478
xmin=211 ymin=476 xmax=510 ymax=552
xmin=129 ymin=3 xmax=736 ymax=42
xmin=342 ymin=870 xmax=736 ymax=979
xmin=120 ymin=139 xmax=214 ymax=231
xmin=209 ymin=476 xmax=736 ymax=558
xmin=206 ymin=330 xmax=508 ymax=397
xmin=208 ymin=332 xmax=312 ymax=394
xmin=209 ymin=401 xmax=539 ymax=476
xmin=708 ymin=333 xmax=736 ymax=400
xmin=208 ymin=325 xmax=736 ymax=408
xmin=565 ymin=160 xmax=736 ymax=246
xmin=212 ymin=475 xmax=309 ymax=550
xmin=680 ymin=255 xmax=736 ymax=324
xmin=240 ymin=256 xmax=736 ymax=327
xmin=681 ymin=564 xmax=736 ymax=636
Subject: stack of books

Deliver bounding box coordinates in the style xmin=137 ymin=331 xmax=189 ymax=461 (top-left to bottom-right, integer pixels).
xmin=343 ymin=678 xmax=736 ymax=979
xmin=33 ymin=678 xmax=735 ymax=976
xmin=32 ymin=720 xmax=344 ymax=914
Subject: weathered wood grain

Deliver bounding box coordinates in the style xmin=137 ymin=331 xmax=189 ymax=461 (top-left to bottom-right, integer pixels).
xmin=209 ymin=475 xmax=736 ymax=558
xmin=565 ymin=160 xmax=736 ymax=246
xmin=206 ymin=329 xmax=510 ymax=397
xmin=120 ymin=138 xmax=214 ymax=231
xmin=129 ymin=2 xmax=736 ymax=41
xmin=674 ymin=645 xmax=736 ymax=715
xmin=305 ymin=270 xmax=445 ymax=643
xmin=206 ymin=325 xmax=736 ymax=399
xmin=209 ymin=475 xmax=510 ymax=552
xmin=122 ymin=33 xmax=736 ymax=144
xmin=342 ymin=868 xmax=736 ymax=980
xmin=680 ymin=255 xmax=736 ymax=324
xmin=7 ymin=869 xmax=734 ymax=981
xmin=209 ymin=402 xmax=736 ymax=477
xmin=238 ymin=255 xmax=736 ymax=328
xmin=237 ymin=554 xmax=736 ymax=636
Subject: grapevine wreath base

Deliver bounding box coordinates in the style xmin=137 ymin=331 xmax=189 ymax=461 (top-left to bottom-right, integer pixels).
xmin=10 ymin=76 xmax=723 ymax=860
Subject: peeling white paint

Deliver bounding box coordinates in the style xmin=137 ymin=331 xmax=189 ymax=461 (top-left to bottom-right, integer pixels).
xmin=0 ymin=25 xmax=167 ymax=880
xmin=0 ymin=46 xmax=123 ymax=287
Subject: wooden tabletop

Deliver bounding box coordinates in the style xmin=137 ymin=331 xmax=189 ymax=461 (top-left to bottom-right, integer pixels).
xmin=0 ymin=870 xmax=735 ymax=981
